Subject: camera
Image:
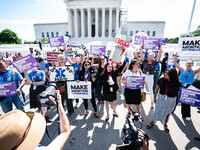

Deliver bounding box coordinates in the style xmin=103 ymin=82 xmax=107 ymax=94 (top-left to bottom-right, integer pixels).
xmin=88 ymin=66 xmax=98 ymax=77
xmin=116 ymin=107 xmax=149 ymax=150
xmin=38 ymin=83 xmax=57 ymax=107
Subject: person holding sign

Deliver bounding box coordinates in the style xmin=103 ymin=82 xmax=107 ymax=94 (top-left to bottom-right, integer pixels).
xmin=140 ymin=44 xmax=163 ymax=109
xmin=100 ymin=58 xmax=127 ymax=121
xmin=122 ymin=59 xmax=145 ymax=119
xmin=0 ymin=58 xmax=25 ymax=113
xmin=174 ymin=53 xmax=200 ymax=121
xmin=56 ymin=54 xmax=74 ymax=117
xmin=146 ymin=68 xmax=181 ymax=133
xmin=78 ymin=60 xmax=100 ymax=119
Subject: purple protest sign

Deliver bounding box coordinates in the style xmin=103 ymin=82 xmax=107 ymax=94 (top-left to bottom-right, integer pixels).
xmin=161 ymin=38 xmax=167 ymax=45
xmin=167 ymin=58 xmax=180 ymax=66
xmin=12 ymin=54 xmax=39 ymax=73
xmin=125 ymin=76 xmax=145 ymax=89
xmin=143 ymin=38 xmax=161 ymax=50
xmin=90 ymin=45 xmax=106 ymax=56
xmin=49 ymin=36 xmax=65 ymax=47
xmin=178 ymin=87 xmax=200 ymax=107
xmin=0 ymin=82 xmax=16 ymax=97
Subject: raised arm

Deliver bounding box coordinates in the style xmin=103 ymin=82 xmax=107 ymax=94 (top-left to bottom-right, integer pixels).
xmin=65 ymin=52 xmax=73 ymax=65
xmin=140 ymin=45 xmax=144 ymax=61
xmin=156 ymin=44 xmax=163 ymax=62
xmin=194 ymin=68 xmax=200 ymax=76
xmin=173 ymin=52 xmax=183 ymax=73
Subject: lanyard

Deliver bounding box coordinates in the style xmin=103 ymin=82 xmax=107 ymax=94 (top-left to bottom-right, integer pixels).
xmin=165 ymin=81 xmax=168 ymax=94
xmin=32 ymin=73 xmax=37 ymax=82
xmin=147 ymin=63 xmax=153 ymax=72
xmin=85 ymin=72 xmax=88 ymax=81
xmin=185 ymin=70 xmax=191 ymax=81
xmin=132 ymin=71 xmax=137 ymax=76
xmin=107 ymin=72 xmax=112 ymax=77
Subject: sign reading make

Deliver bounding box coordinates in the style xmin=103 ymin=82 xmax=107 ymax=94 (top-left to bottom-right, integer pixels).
xmin=49 ymin=66 xmax=74 ymax=81
xmin=67 ymin=81 xmax=92 ymax=99
xmin=125 ymin=76 xmax=145 ymax=89
xmin=178 ymin=36 xmax=200 ymax=56
xmin=0 ymin=82 xmax=16 ymax=97
xmin=49 ymin=36 xmax=65 ymax=47
xmin=12 ymin=54 xmax=39 ymax=73
xmin=90 ymin=45 xmax=106 ymax=56
xmin=178 ymin=87 xmax=200 ymax=107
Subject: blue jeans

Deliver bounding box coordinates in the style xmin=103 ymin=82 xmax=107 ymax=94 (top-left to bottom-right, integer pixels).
xmin=0 ymin=94 xmax=25 ymax=113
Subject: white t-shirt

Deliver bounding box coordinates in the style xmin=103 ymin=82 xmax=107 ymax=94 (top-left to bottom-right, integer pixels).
xmin=123 ymin=70 xmax=144 ymax=90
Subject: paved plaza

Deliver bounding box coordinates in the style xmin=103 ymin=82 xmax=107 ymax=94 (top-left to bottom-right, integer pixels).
xmin=1 ymin=84 xmax=200 ymax=150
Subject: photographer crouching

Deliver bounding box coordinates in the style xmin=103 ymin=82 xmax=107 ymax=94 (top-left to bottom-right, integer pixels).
xmin=0 ymin=90 xmax=70 ymax=150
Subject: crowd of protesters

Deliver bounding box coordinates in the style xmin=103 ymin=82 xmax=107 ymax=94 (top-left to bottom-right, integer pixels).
xmin=1 ymin=43 xmax=200 ymax=146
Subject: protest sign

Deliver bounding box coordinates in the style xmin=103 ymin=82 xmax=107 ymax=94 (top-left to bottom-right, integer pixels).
xmin=167 ymin=58 xmax=180 ymax=66
xmin=49 ymin=66 xmax=74 ymax=81
xmin=47 ymin=52 xmax=63 ymax=63
xmin=12 ymin=54 xmax=39 ymax=73
xmin=161 ymin=38 xmax=167 ymax=45
xmin=5 ymin=60 xmax=12 ymax=66
xmin=111 ymin=45 xmax=126 ymax=63
xmin=125 ymin=76 xmax=145 ymax=89
xmin=178 ymin=36 xmax=200 ymax=56
xmin=178 ymin=87 xmax=200 ymax=107
xmin=132 ymin=32 xmax=149 ymax=47
xmin=0 ymin=82 xmax=16 ymax=97
xmin=49 ymin=36 xmax=65 ymax=47
xmin=115 ymin=37 xmax=130 ymax=48
xmin=143 ymin=38 xmax=161 ymax=50
xmin=67 ymin=81 xmax=92 ymax=99
xmin=90 ymin=45 xmax=106 ymax=56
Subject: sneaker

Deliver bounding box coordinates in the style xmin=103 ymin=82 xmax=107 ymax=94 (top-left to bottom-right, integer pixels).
xmin=185 ymin=117 xmax=191 ymax=121
xmin=45 ymin=116 xmax=52 ymax=123
xmin=194 ymin=137 xmax=200 ymax=144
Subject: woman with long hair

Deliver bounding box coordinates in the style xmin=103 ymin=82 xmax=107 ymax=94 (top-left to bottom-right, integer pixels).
xmin=100 ymin=58 xmax=127 ymax=121
xmin=122 ymin=59 xmax=145 ymax=118
xmin=146 ymin=68 xmax=181 ymax=133
xmin=56 ymin=54 xmax=74 ymax=117
xmin=78 ymin=60 xmax=100 ymax=119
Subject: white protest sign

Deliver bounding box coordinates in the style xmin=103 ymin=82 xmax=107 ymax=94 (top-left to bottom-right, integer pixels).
xmin=178 ymin=36 xmax=200 ymax=56
xmin=49 ymin=66 xmax=74 ymax=81
xmin=111 ymin=44 xmax=126 ymax=63
xmin=67 ymin=81 xmax=92 ymax=99
xmin=132 ymin=32 xmax=149 ymax=48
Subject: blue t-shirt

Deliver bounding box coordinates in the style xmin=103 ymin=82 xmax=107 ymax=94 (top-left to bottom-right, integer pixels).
xmin=154 ymin=55 xmax=160 ymax=70
xmin=45 ymin=62 xmax=52 ymax=69
xmin=0 ymin=70 xmax=23 ymax=97
xmin=179 ymin=69 xmax=194 ymax=86
xmin=28 ymin=70 xmax=45 ymax=86
xmin=72 ymin=62 xmax=81 ymax=81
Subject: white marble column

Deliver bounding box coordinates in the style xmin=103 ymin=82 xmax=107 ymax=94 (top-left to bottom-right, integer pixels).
xmin=74 ymin=8 xmax=78 ymax=38
xmin=81 ymin=8 xmax=85 ymax=37
xmin=109 ymin=7 xmax=112 ymax=37
xmin=87 ymin=8 xmax=91 ymax=38
xmin=67 ymin=8 xmax=73 ymax=37
xmin=95 ymin=8 xmax=99 ymax=37
xmin=116 ymin=7 xmax=119 ymax=35
xmin=102 ymin=7 xmax=105 ymax=37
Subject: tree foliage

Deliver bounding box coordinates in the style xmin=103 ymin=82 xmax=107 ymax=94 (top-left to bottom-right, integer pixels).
xmin=0 ymin=29 xmax=21 ymax=44
xmin=193 ymin=25 xmax=200 ymax=36
xmin=41 ymin=38 xmax=49 ymax=44
xmin=24 ymin=40 xmax=39 ymax=44
xmin=166 ymin=37 xmax=179 ymax=43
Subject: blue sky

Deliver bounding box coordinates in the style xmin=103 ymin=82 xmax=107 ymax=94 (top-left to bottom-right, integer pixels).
xmin=0 ymin=0 xmax=200 ymax=41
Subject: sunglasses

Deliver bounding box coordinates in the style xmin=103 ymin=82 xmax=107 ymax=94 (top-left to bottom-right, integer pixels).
xmin=187 ymin=63 xmax=193 ymax=65
xmin=11 ymin=112 xmax=35 ymax=150
xmin=84 ymin=64 xmax=90 ymax=66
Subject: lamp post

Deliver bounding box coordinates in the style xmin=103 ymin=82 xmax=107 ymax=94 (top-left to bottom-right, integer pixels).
xmin=187 ymin=0 xmax=196 ymax=36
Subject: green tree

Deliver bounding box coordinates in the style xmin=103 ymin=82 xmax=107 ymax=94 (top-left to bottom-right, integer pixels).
xmin=166 ymin=37 xmax=179 ymax=43
xmin=193 ymin=25 xmax=200 ymax=36
xmin=41 ymin=38 xmax=49 ymax=44
xmin=0 ymin=29 xmax=21 ymax=44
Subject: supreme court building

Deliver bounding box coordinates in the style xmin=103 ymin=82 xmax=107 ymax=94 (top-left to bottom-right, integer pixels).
xmin=34 ymin=0 xmax=165 ymax=44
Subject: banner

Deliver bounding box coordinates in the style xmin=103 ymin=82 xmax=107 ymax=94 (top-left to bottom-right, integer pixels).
xmin=47 ymin=52 xmax=63 ymax=63
xmin=132 ymin=32 xmax=149 ymax=47
xmin=0 ymin=82 xmax=16 ymax=97
xmin=90 ymin=45 xmax=106 ymax=56
xmin=111 ymin=45 xmax=126 ymax=63
xmin=178 ymin=36 xmax=200 ymax=56
xmin=12 ymin=54 xmax=39 ymax=73
xmin=49 ymin=36 xmax=65 ymax=47
xmin=66 ymin=43 xmax=87 ymax=52
xmin=67 ymin=81 xmax=92 ymax=99
xmin=167 ymin=58 xmax=180 ymax=66
xmin=125 ymin=76 xmax=145 ymax=89
xmin=143 ymin=38 xmax=161 ymax=50
xmin=178 ymin=87 xmax=200 ymax=107
xmin=49 ymin=66 xmax=74 ymax=81
xmin=115 ymin=37 xmax=130 ymax=48
xmin=161 ymin=38 xmax=167 ymax=45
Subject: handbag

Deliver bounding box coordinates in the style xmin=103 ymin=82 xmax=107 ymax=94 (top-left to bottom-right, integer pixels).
xmin=139 ymin=69 xmax=146 ymax=102
xmin=57 ymin=86 xmax=66 ymax=93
